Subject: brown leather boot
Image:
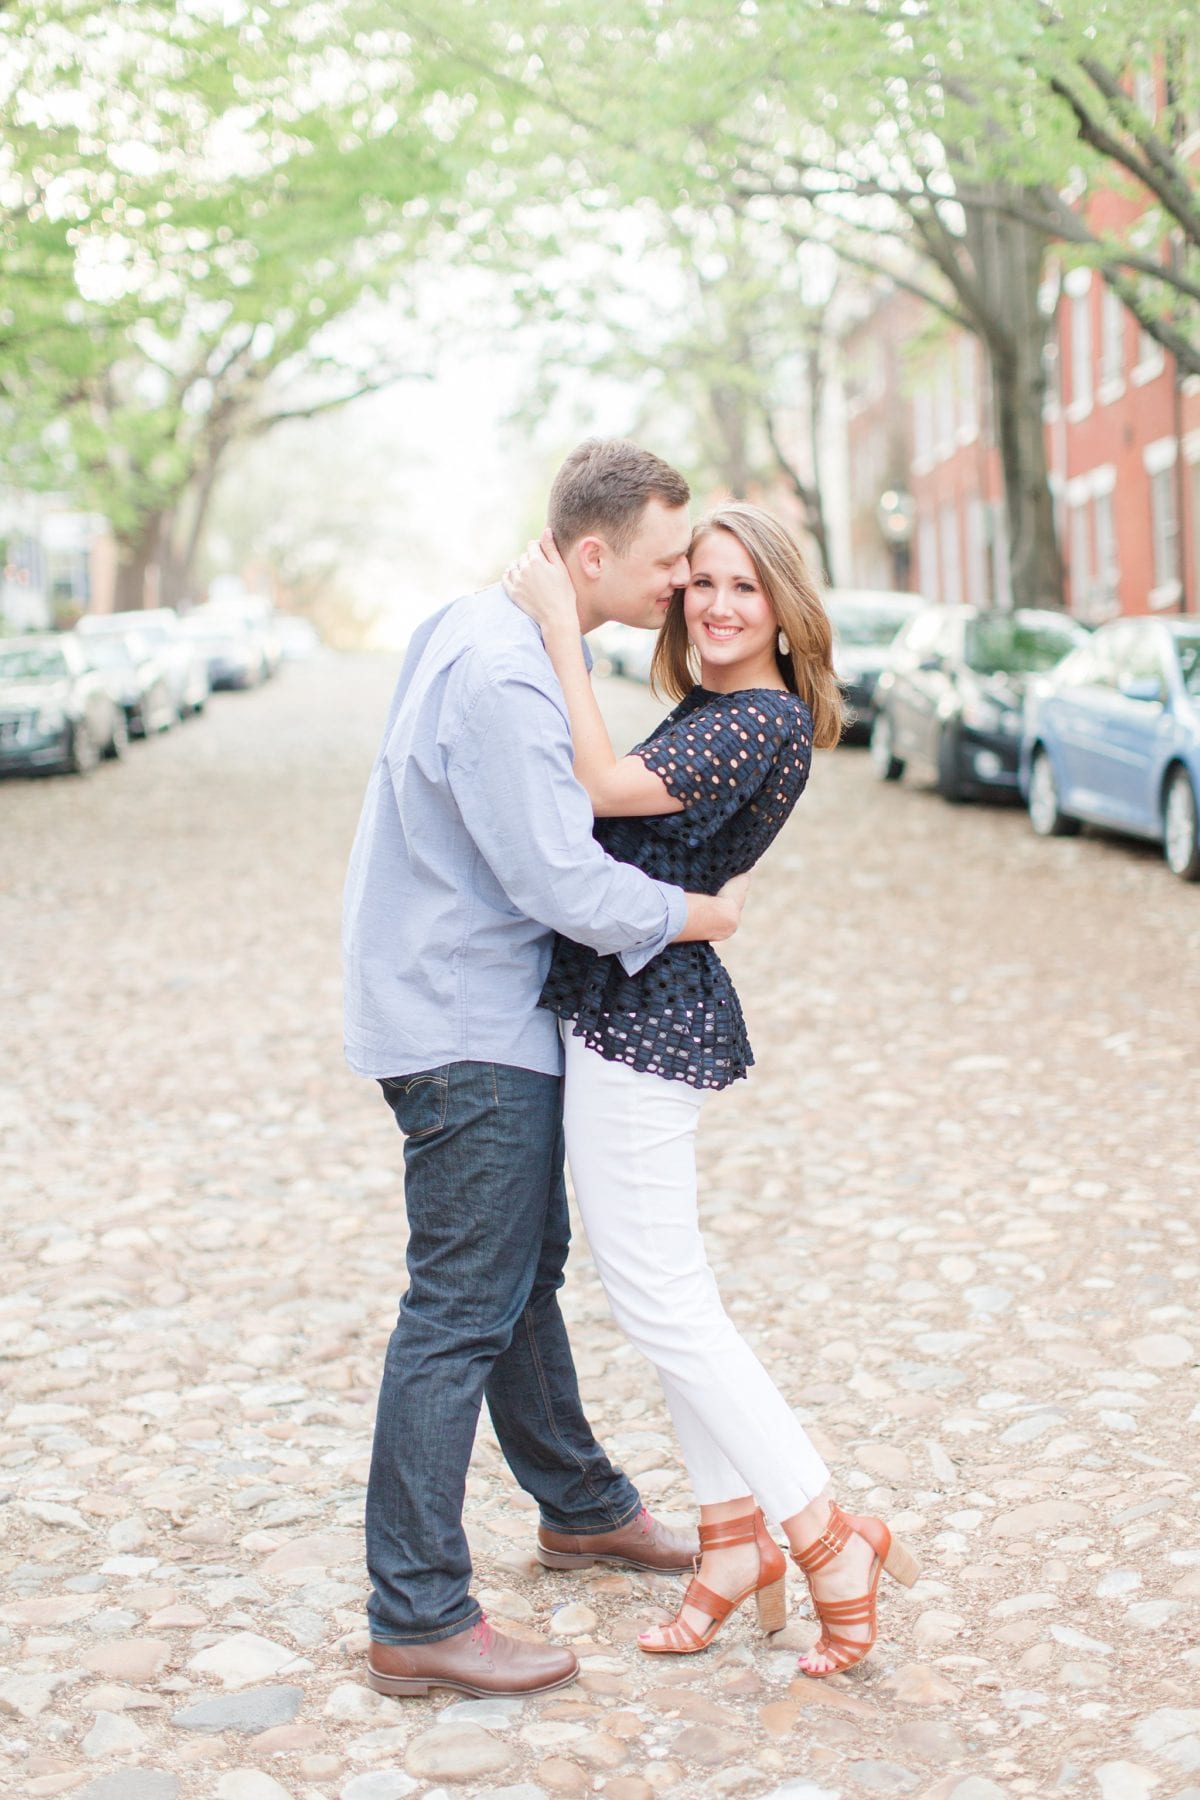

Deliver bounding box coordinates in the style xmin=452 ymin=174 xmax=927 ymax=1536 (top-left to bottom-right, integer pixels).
xmin=537 ymin=1505 xmax=699 ymax=1573
xmin=367 ymin=1616 xmax=578 ymax=1698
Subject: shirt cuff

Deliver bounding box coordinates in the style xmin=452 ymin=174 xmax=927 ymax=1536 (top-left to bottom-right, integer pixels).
xmin=616 ymin=882 xmax=686 ymax=976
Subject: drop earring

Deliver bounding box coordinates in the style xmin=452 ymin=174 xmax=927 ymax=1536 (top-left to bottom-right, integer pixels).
xmin=778 ymin=630 xmax=790 ymax=656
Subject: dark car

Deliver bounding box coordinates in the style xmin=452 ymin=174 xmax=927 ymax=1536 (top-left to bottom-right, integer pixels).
xmin=79 ymin=630 xmax=177 ymax=737
xmin=871 ymin=606 xmax=1088 ymax=800
xmin=0 ymin=634 xmax=127 ymax=775
xmin=825 ymin=588 xmax=931 ymax=740
xmin=78 ymin=608 xmax=209 ymax=719
xmin=1021 ymin=617 xmax=1200 ymax=880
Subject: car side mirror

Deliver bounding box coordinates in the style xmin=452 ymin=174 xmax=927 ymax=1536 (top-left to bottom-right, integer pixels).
xmin=1118 ymin=676 xmax=1164 ymax=705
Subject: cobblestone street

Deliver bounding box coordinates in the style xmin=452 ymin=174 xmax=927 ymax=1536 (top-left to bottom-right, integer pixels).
xmin=3 ymin=650 xmax=1199 ymax=1800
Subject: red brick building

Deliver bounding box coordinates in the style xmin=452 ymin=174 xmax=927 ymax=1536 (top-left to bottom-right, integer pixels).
xmin=840 ymin=228 xmax=1199 ymax=620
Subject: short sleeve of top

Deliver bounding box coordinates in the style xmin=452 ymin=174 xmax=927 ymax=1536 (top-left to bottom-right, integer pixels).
xmin=539 ymin=686 xmax=813 ymax=1091
xmin=633 ymin=692 xmax=804 ymax=848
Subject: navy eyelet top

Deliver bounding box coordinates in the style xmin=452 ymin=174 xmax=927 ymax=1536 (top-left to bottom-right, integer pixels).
xmin=539 ymin=684 xmax=814 ymax=1089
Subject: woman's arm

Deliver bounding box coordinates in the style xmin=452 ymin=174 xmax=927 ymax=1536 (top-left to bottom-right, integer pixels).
xmin=505 ymin=532 xmax=683 ymax=820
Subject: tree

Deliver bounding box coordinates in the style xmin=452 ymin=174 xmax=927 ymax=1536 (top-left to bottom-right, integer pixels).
xmin=382 ymin=0 xmax=1197 ymax=608
xmin=0 ymin=1 xmax=507 ymax=605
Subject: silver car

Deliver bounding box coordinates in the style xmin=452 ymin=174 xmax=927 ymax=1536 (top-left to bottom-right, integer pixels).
xmin=78 ymin=608 xmax=210 ymax=720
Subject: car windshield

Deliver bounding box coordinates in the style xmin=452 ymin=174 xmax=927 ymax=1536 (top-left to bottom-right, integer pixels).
xmin=85 ymin=637 xmax=137 ymax=669
xmin=828 ymin=601 xmax=920 ymax=647
xmin=1171 ymin=633 xmax=1200 ymax=699
xmin=965 ymin=617 xmax=1081 ymax=675
xmin=0 ymin=642 xmax=68 ymax=682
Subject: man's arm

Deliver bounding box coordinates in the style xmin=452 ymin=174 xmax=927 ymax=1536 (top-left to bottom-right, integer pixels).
xmin=440 ymin=670 xmax=736 ymax=970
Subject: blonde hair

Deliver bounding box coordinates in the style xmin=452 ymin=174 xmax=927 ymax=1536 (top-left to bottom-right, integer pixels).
xmin=651 ymin=502 xmax=843 ymax=750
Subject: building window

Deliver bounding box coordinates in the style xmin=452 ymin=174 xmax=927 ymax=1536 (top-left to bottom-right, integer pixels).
xmin=913 ymin=385 xmax=933 ymax=467
xmin=935 ymin=363 xmax=956 ymax=462
xmin=1069 ymin=291 xmax=1093 ymax=416
xmin=1093 ymin=490 xmax=1120 ymax=615
xmin=1099 ymin=288 xmax=1125 ymax=393
xmin=1069 ymin=500 xmax=1092 ymax=614
xmin=939 ymin=503 xmax=961 ymax=607
xmin=918 ymin=516 xmax=939 ymax=603
xmin=958 ymin=337 xmax=978 ymax=440
xmin=1148 ymin=467 xmax=1180 ymax=598
xmin=990 ymin=502 xmax=1012 ymax=608
xmin=965 ymin=496 xmax=988 ymax=607
xmin=1134 ymin=327 xmax=1165 ymax=386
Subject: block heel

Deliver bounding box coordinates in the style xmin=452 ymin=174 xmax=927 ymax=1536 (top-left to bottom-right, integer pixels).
xmin=755 ymin=1572 xmax=788 ymax=1634
xmin=883 ymin=1538 xmax=921 ymax=1588
xmin=638 ymin=1507 xmax=788 ymax=1656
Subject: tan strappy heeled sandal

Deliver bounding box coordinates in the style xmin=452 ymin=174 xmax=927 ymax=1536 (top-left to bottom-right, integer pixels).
xmin=791 ymin=1499 xmax=920 ymax=1677
xmin=638 ymin=1507 xmax=787 ymax=1656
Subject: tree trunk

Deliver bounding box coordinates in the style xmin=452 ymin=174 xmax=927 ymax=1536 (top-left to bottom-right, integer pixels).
xmin=964 ymin=193 xmax=1064 ymax=609
xmin=112 ymin=515 xmax=164 ymax=612
xmin=709 ymin=381 xmax=753 ymax=494
xmin=172 ymin=444 xmax=228 ymax=604
xmin=804 ymin=335 xmax=835 ymax=584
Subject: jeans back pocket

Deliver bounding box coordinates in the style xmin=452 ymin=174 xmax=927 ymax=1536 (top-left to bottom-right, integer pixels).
xmin=380 ymin=1069 xmax=450 ymax=1140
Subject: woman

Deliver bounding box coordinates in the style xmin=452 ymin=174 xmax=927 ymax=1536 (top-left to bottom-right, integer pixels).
xmin=505 ymin=503 xmax=918 ymax=1678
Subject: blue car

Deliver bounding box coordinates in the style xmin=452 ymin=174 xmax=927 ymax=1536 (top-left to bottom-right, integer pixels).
xmin=1021 ymin=616 xmax=1200 ymax=880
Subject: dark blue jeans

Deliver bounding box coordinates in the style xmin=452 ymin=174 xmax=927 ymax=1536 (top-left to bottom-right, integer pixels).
xmin=365 ymin=1059 xmax=642 ymax=1644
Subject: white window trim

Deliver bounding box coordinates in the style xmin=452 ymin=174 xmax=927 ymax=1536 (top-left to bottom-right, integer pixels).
xmin=1149 ymin=579 xmax=1183 ymax=610
xmin=1143 ymin=437 xmax=1179 ymax=476
xmin=1182 ymin=374 xmax=1200 ymax=399
xmin=1063 ymin=266 xmax=1094 ymax=297
xmin=1133 ymin=339 xmax=1166 ymax=386
xmin=1183 ymin=430 xmax=1200 ymax=465
xmin=1090 ymin=464 xmax=1116 ymax=497
xmin=1097 ymin=376 xmax=1125 ymax=407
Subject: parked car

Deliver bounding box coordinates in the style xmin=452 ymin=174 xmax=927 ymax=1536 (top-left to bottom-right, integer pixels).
xmin=179 ymin=610 xmax=264 ymax=689
xmin=276 ymin=615 xmax=321 ymax=661
xmin=196 ymin=597 xmax=282 ymax=679
xmin=78 ymin=608 xmax=209 ymax=719
xmin=0 ymin=634 xmax=127 ymax=775
xmin=1021 ymin=616 xmax=1200 ymax=881
xmin=825 ymin=587 xmax=930 ymax=740
xmin=79 ymin=630 xmax=177 ymax=737
xmin=871 ymin=605 xmax=1088 ymax=800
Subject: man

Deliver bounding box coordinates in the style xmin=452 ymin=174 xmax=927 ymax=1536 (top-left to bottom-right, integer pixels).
xmin=343 ymin=439 xmax=746 ymax=1700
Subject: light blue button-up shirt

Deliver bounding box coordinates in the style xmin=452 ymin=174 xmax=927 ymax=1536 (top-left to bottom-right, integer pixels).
xmin=342 ymin=585 xmax=686 ymax=1080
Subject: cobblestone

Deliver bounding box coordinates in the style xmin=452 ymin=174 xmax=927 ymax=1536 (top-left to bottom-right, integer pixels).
xmin=2 ymin=654 xmax=1198 ymax=1798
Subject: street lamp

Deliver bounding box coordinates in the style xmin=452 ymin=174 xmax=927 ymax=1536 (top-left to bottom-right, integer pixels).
xmin=876 ymin=488 xmax=916 ymax=590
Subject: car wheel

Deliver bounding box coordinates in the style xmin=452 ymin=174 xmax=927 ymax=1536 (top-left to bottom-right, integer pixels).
xmin=936 ymin=728 xmax=968 ymax=803
xmin=103 ymin=710 xmax=129 ymax=760
xmin=869 ymin=710 xmax=904 ymax=781
xmin=1028 ymin=747 xmax=1080 ymax=838
xmin=1163 ymin=766 xmax=1200 ymax=881
xmin=67 ymin=721 xmax=99 ymax=776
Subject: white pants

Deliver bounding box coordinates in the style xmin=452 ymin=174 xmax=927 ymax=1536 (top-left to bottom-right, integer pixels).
xmin=563 ymin=1031 xmax=830 ymax=1522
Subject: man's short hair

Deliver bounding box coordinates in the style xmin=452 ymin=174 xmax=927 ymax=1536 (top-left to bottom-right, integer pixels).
xmin=548 ymin=439 xmax=690 ymax=555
